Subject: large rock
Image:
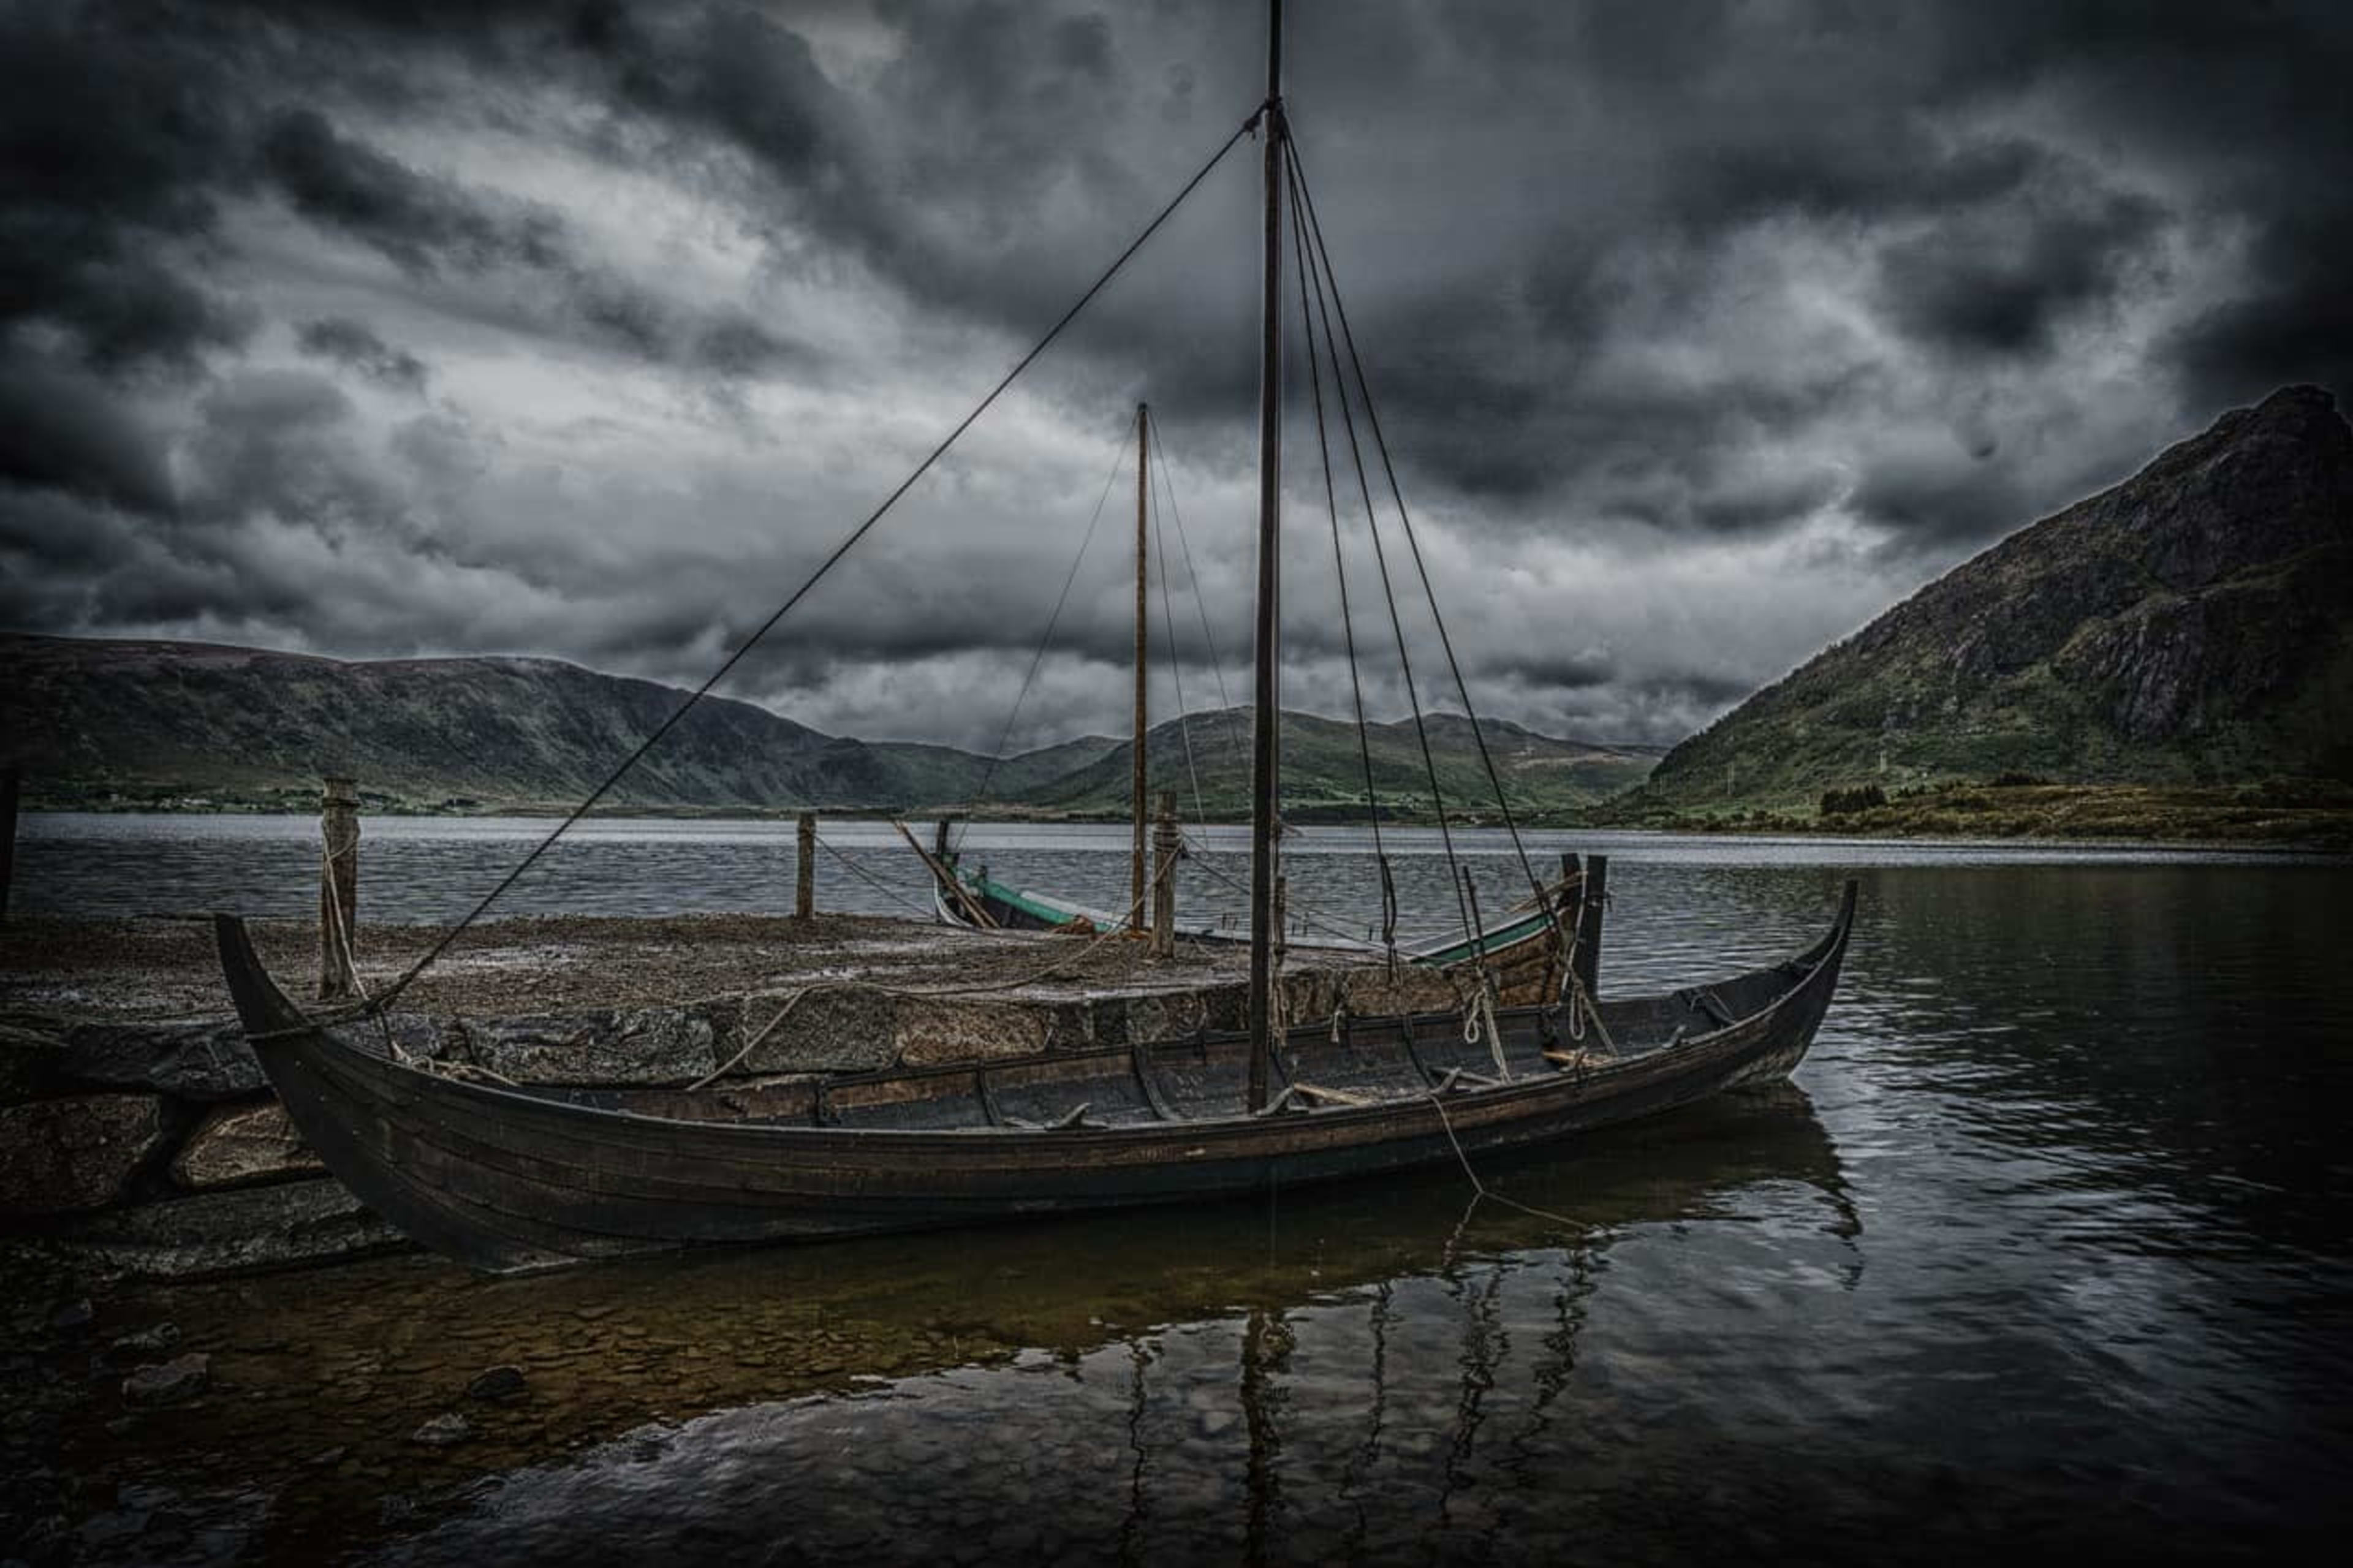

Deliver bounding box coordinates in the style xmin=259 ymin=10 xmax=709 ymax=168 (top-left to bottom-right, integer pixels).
xmin=736 ymin=988 xmax=900 ymax=1074
xmin=460 ymin=1006 xmax=719 ymax=1085
xmin=323 ymin=1012 xmax=459 ymax=1067
xmin=122 ymin=1353 xmax=210 ymax=1407
xmin=0 ymin=1094 xmax=171 ymax=1218
xmin=0 ymin=1018 xmax=67 ymax=1103
xmin=893 ymin=995 xmax=1049 ymax=1068
xmin=58 ymin=1178 xmax=408 ymax=1277
xmin=61 ymin=1016 xmax=263 ymax=1101
xmin=169 ymin=1102 xmax=324 ymax=1191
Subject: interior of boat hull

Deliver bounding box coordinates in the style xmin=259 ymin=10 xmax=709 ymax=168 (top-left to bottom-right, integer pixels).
xmin=457 ymin=898 xmax=1841 ymax=1136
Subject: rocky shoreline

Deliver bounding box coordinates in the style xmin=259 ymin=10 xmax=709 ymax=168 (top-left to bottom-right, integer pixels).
xmin=0 ymin=913 xmax=1457 ymax=1281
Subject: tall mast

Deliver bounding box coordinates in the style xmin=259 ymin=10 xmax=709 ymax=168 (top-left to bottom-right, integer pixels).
xmin=1129 ymin=401 xmax=1150 ymax=931
xmin=1246 ymin=0 xmax=1284 ymax=1112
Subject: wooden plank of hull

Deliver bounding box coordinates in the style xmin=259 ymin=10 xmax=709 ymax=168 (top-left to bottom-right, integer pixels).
xmin=213 ymin=883 xmax=1854 ymax=1273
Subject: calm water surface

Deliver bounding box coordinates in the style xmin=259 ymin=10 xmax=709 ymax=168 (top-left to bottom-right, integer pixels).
xmin=10 ymin=817 xmax=2351 ymax=1564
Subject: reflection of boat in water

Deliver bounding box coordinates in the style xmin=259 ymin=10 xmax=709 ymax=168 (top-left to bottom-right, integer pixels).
xmin=129 ymin=1083 xmax=1851 ymax=1564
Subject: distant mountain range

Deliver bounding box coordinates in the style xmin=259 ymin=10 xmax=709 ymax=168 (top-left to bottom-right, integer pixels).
xmin=1631 ymin=385 xmax=2353 ymax=811
xmin=0 ymin=634 xmax=1658 ymax=818
xmin=13 ymin=387 xmax=2340 ymax=828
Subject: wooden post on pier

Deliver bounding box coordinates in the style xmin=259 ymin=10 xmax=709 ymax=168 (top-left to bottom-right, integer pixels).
xmin=1150 ymin=791 xmax=1180 ymax=959
xmin=795 ymin=811 xmax=817 ymax=922
xmin=1571 ymin=853 xmax=1608 ymax=1005
xmin=318 ymin=775 xmax=360 ymax=1001
xmin=1556 ymin=850 xmax=1583 ymax=935
xmin=0 ymin=764 xmax=19 ymax=925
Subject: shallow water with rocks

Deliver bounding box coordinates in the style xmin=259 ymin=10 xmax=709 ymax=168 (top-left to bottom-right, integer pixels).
xmin=4 ymin=819 xmax=2349 ymax=1564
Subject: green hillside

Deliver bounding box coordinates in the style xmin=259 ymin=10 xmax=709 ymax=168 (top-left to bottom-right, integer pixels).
xmin=0 ymin=635 xmax=1650 ymax=819
xmin=1624 ymin=385 xmax=2353 ymax=814
xmin=1020 ymin=707 xmax=1658 ymax=822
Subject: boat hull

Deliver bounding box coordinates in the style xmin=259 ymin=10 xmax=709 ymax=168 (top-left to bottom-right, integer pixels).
xmin=214 ymin=884 xmax=1854 ymax=1274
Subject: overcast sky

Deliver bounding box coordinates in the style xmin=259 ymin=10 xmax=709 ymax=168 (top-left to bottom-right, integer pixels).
xmin=4 ymin=0 xmax=2348 ymax=751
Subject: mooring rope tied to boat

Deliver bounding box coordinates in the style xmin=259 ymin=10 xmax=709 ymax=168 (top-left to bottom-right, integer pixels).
xmin=1422 ymin=1085 xmax=1581 ymax=1232
xmin=1286 ymin=136 xmax=1548 ymax=911
xmin=686 ymin=987 xmax=811 ymax=1093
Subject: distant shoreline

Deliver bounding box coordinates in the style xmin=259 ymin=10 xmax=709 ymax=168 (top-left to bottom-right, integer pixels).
xmin=18 ymin=780 xmax=2351 ymax=854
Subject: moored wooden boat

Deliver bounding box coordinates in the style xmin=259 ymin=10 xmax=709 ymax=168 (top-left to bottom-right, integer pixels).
xmin=930 ymin=860 xmax=1569 ymax=999
xmin=212 ymin=881 xmax=1853 ymax=1274
xmin=209 ymin=1 xmax=1863 ymax=1278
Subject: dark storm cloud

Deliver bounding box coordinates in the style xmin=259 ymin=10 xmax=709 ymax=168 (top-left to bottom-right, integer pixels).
xmin=260 ymin=106 xmax=566 ymax=273
xmin=0 ymin=1 xmax=252 ymax=372
xmin=259 ymin=104 xmax=814 ymax=376
xmin=0 ymin=360 xmax=176 ymax=515
xmin=1876 ymin=185 xmax=2167 ymax=359
xmin=296 ymin=317 xmax=430 ymax=390
xmin=4 ymin=0 xmax=2351 ymax=752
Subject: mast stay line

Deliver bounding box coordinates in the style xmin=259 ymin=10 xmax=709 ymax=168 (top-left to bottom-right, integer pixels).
xmin=356 ymin=109 xmax=1266 ymax=1020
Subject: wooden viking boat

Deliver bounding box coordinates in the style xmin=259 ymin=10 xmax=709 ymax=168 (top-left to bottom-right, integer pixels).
xmin=213 ymin=885 xmax=1853 ymax=1274
xmin=212 ymin=0 xmax=1857 ymax=1273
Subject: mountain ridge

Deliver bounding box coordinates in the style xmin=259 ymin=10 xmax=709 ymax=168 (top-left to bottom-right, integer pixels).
xmin=1630 ymin=384 xmax=2353 ymax=810
xmin=0 ymin=633 xmax=1651 ymax=817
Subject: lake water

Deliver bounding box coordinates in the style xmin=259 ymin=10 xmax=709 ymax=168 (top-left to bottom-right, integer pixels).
xmin=10 ymin=816 xmax=2352 ymax=1564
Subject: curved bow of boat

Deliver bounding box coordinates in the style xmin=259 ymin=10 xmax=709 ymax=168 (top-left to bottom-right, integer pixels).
xmin=212 ymin=913 xmax=581 ymax=1271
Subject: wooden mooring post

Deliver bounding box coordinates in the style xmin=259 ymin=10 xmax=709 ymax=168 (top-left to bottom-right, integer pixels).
xmin=1571 ymin=852 xmax=1608 ymax=1004
xmin=795 ymin=811 xmax=816 ymax=922
xmin=1150 ymin=791 xmax=1180 ymax=958
xmin=318 ymin=775 xmax=360 ymax=1001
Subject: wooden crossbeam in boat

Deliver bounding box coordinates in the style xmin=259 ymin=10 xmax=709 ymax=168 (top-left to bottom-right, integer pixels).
xmin=1288 ymin=1080 xmax=1381 ymax=1108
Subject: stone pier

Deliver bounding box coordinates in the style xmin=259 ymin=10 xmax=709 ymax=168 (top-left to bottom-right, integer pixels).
xmin=0 ymin=911 xmax=1460 ymax=1277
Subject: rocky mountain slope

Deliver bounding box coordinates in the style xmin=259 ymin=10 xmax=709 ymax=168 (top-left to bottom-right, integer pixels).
xmin=1635 ymin=385 xmax=2353 ymax=809
xmin=0 ymin=634 xmax=1649 ymax=816
xmin=0 ymin=636 xmax=1096 ymax=812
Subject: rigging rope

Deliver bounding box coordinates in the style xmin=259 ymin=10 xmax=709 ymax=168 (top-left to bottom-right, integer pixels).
xmin=1146 ymin=417 xmax=1249 ymax=780
xmin=1282 ymin=151 xmax=1479 ymax=958
xmin=1147 ymin=472 xmax=1213 ymax=828
xmin=1286 ymin=138 xmax=1548 ymax=914
xmin=357 ymin=108 xmax=1261 ymax=1015
xmin=958 ymin=419 xmax=1136 ymax=846
xmin=1284 ymin=170 xmax=1399 ymax=968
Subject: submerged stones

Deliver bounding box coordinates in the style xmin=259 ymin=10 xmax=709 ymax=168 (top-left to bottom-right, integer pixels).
xmin=121 ymin=1352 xmax=210 ymax=1407
xmin=59 ymin=1180 xmax=406 ymax=1278
xmin=409 ymin=1411 xmax=476 ymax=1447
xmin=466 ymin=1364 xmax=528 ymax=1403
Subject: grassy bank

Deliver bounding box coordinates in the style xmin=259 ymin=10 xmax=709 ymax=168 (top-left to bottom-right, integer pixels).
xmin=1602 ymin=779 xmax=2353 ymax=851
